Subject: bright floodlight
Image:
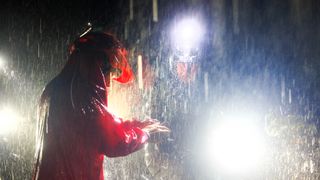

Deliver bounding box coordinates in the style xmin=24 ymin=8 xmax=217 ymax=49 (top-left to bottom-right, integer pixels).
xmin=0 ymin=107 xmax=20 ymax=135
xmin=171 ymin=17 xmax=204 ymax=53
xmin=206 ymin=114 xmax=266 ymax=174
xmin=0 ymin=56 xmax=4 ymax=69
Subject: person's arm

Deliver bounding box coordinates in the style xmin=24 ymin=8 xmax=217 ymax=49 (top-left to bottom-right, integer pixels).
xmin=33 ymin=85 xmax=51 ymax=180
xmin=92 ymin=98 xmax=149 ymax=157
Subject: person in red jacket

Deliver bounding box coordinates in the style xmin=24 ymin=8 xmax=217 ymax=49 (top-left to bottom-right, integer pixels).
xmin=33 ymin=32 xmax=169 ymax=180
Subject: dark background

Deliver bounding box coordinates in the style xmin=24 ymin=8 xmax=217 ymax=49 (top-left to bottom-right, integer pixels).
xmin=0 ymin=0 xmax=320 ymax=179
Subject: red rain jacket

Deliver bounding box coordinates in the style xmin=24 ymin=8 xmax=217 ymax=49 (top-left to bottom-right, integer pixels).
xmin=33 ymin=54 xmax=148 ymax=180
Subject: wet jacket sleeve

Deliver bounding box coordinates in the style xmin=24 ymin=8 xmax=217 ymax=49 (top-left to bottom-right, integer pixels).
xmin=33 ymin=88 xmax=50 ymax=180
xmin=92 ymin=98 xmax=149 ymax=157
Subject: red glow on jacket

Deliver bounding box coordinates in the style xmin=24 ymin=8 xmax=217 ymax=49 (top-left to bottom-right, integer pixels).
xmin=33 ymin=54 xmax=148 ymax=180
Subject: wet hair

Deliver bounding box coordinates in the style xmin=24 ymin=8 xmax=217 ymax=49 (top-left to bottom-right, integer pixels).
xmin=69 ymin=32 xmax=122 ymax=73
xmin=69 ymin=32 xmax=122 ymax=55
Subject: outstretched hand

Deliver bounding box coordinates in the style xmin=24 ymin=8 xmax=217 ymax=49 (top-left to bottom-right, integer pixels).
xmin=134 ymin=119 xmax=170 ymax=134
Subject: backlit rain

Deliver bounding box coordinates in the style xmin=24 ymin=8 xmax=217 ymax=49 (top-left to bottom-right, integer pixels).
xmin=0 ymin=0 xmax=320 ymax=179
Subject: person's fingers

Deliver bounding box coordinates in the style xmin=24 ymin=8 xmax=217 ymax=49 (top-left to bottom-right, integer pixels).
xmin=129 ymin=119 xmax=153 ymax=128
xmin=139 ymin=119 xmax=160 ymax=128
xmin=142 ymin=124 xmax=170 ymax=134
xmin=152 ymin=126 xmax=170 ymax=133
xmin=142 ymin=126 xmax=158 ymax=133
xmin=148 ymin=129 xmax=170 ymax=134
xmin=143 ymin=119 xmax=160 ymax=125
xmin=158 ymin=126 xmax=170 ymax=131
xmin=154 ymin=124 xmax=169 ymax=130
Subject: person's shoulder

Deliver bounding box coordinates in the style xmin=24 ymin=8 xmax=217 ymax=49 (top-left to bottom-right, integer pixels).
xmin=40 ymin=76 xmax=61 ymax=101
xmin=39 ymin=83 xmax=52 ymax=105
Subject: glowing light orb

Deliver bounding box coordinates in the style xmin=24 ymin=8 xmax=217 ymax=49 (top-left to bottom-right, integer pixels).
xmin=0 ymin=107 xmax=20 ymax=135
xmin=0 ymin=56 xmax=4 ymax=69
xmin=206 ymin=115 xmax=266 ymax=174
xmin=171 ymin=17 xmax=204 ymax=54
